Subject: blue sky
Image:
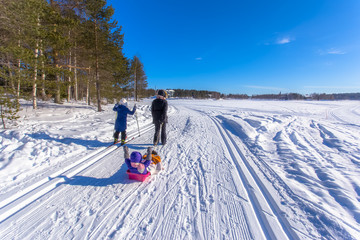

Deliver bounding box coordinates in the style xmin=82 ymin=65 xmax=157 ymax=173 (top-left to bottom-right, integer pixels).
xmin=108 ymin=0 xmax=360 ymax=95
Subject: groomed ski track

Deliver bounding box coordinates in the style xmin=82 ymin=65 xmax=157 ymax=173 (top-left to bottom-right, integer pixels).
xmin=0 ymin=104 xmax=301 ymax=239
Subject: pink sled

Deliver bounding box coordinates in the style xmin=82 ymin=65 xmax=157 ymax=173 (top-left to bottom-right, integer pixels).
xmin=126 ymin=170 xmax=151 ymax=182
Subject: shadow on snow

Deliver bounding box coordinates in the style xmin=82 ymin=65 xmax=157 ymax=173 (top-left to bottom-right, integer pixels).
xmin=57 ymin=163 xmax=132 ymax=186
xmin=26 ymin=132 xmax=110 ymax=148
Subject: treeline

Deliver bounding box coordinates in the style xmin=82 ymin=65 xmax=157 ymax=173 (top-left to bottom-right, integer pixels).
xmin=0 ymin=0 xmax=147 ymax=118
xmin=251 ymin=92 xmax=360 ymax=100
xmin=172 ymin=89 xmax=222 ymax=99
xmin=168 ymin=89 xmax=360 ymax=101
xmin=310 ymin=93 xmax=360 ymax=100
xmin=171 ymin=89 xmax=305 ymax=100
xmin=251 ymin=93 xmax=305 ymax=100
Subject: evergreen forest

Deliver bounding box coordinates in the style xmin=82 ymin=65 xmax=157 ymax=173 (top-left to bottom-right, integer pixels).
xmin=0 ymin=0 xmax=147 ymax=118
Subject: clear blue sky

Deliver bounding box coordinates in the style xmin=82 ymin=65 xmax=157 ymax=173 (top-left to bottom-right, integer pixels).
xmin=107 ymin=0 xmax=360 ymax=95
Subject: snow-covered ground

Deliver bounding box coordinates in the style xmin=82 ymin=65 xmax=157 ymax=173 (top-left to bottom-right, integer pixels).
xmin=0 ymin=99 xmax=360 ymax=239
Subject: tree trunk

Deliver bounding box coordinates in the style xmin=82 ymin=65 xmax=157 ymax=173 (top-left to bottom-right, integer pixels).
xmin=134 ymin=60 xmax=137 ymax=101
xmin=17 ymin=37 xmax=21 ymax=98
xmin=6 ymin=59 xmax=15 ymax=91
xmin=32 ymin=16 xmax=41 ymax=109
xmin=67 ymin=49 xmax=72 ymax=102
xmin=86 ymin=78 xmax=90 ymax=105
xmin=96 ymin=70 xmax=101 ymax=111
xmin=40 ymin=46 xmax=46 ymax=100
xmin=1 ymin=104 xmax=6 ymax=129
xmin=94 ymin=20 xmax=101 ymax=112
xmin=74 ymin=42 xmax=78 ymax=101
xmin=33 ymin=41 xmax=39 ymax=109
xmin=86 ymin=68 xmax=90 ymax=105
xmin=50 ymin=5 xmax=61 ymax=104
xmin=54 ymin=51 xmax=61 ymax=104
xmin=67 ymin=30 xmax=72 ymax=102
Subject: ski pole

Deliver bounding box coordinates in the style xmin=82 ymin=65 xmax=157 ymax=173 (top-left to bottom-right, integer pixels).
xmin=135 ymin=104 xmax=140 ymax=137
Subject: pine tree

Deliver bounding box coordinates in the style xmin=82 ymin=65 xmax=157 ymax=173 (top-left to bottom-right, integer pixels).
xmin=0 ymin=2 xmax=20 ymax=127
xmin=0 ymin=86 xmax=20 ymax=129
xmin=82 ymin=0 xmax=111 ymax=111
xmin=130 ymin=56 xmax=147 ymax=101
xmin=56 ymin=0 xmax=88 ymax=102
xmin=1 ymin=0 xmax=46 ymax=109
xmin=83 ymin=0 xmax=128 ymax=110
xmin=46 ymin=0 xmax=73 ymax=104
xmin=0 ymin=0 xmax=26 ymax=101
xmin=105 ymin=26 xmax=130 ymax=102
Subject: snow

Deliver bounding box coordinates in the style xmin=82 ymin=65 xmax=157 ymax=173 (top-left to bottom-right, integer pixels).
xmin=0 ymin=99 xmax=360 ymax=239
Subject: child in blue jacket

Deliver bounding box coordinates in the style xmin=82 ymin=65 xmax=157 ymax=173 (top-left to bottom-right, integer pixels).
xmin=113 ymin=99 xmax=136 ymax=145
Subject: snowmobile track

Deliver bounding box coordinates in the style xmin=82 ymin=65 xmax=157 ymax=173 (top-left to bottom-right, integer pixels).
xmin=209 ymin=115 xmax=300 ymax=240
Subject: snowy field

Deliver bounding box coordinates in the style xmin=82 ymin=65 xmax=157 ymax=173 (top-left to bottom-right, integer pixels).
xmin=0 ymin=98 xmax=360 ymax=239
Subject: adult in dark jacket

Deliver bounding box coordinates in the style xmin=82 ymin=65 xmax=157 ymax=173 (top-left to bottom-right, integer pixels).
xmin=113 ymin=98 xmax=136 ymax=145
xmin=151 ymin=90 xmax=168 ymax=145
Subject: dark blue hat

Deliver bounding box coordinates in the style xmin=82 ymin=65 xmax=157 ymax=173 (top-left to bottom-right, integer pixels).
xmin=130 ymin=151 xmax=142 ymax=163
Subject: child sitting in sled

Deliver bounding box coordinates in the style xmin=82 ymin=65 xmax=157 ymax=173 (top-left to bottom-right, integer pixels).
xmin=124 ymin=146 xmax=163 ymax=175
xmin=124 ymin=146 xmax=151 ymax=174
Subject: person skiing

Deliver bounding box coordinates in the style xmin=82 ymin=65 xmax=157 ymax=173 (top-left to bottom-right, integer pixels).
xmin=151 ymin=89 xmax=168 ymax=146
xmin=124 ymin=146 xmax=152 ymax=175
xmin=113 ymin=98 xmax=136 ymax=145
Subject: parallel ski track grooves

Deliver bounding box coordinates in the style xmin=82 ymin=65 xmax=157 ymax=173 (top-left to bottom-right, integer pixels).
xmin=122 ymin=114 xmax=202 ymax=239
xmin=87 ymin=183 xmax=145 ymax=240
xmin=0 ymin=123 xmax=154 ymax=223
xmin=209 ymin=115 xmax=299 ymax=240
xmin=90 ymin=106 xmax=182 ymax=239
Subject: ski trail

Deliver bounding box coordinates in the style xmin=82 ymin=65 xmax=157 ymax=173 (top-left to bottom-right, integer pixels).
xmin=209 ymin=115 xmax=296 ymax=240
xmin=119 ymin=113 xmax=204 ymax=239
xmin=328 ymin=103 xmax=360 ymax=128
xmin=0 ymin=123 xmax=155 ymax=235
xmin=0 ymin=122 xmax=153 ymax=215
xmin=0 ymin=144 xmax=119 ymax=223
xmin=87 ymin=183 xmax=147 ymax=240
xmin=117 ymin=106 xmax=258 ymax=239
xmin=181 ymin=107 xmax=264 ymax=239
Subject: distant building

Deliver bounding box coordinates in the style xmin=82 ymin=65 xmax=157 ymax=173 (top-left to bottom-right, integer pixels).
xmin=166 ymin=89 xmax=175 ymax=98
